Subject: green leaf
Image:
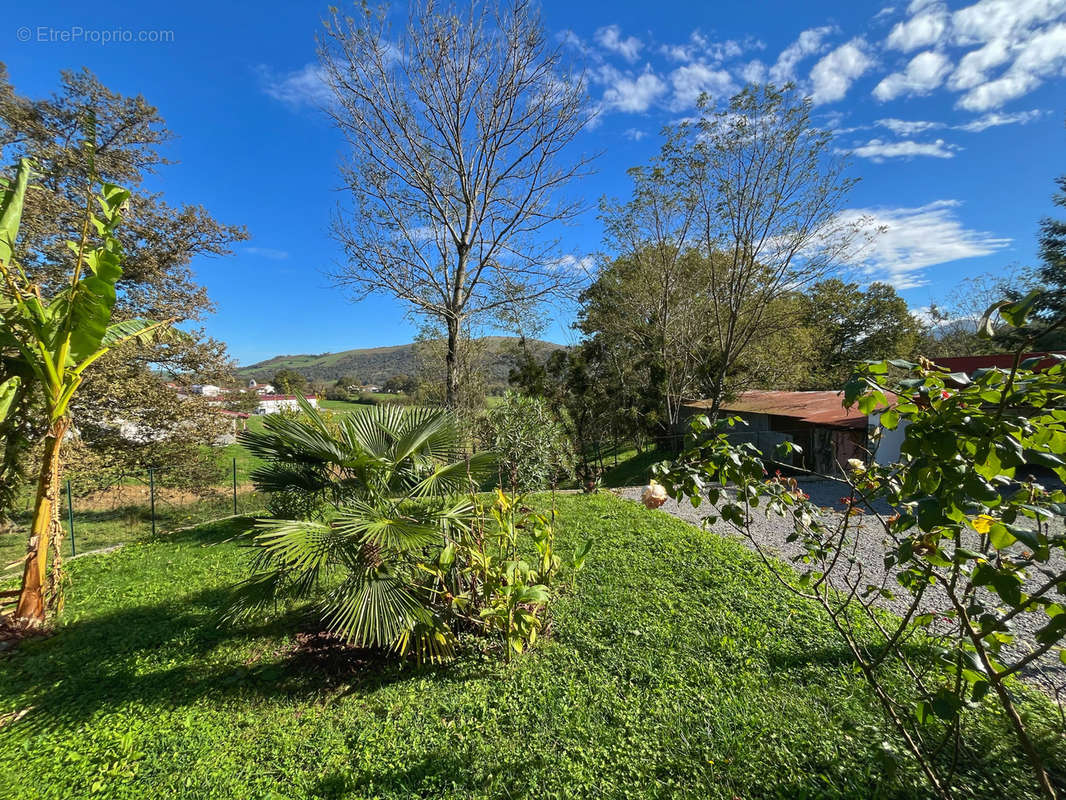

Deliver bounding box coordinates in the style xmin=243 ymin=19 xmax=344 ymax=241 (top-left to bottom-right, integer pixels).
xmin=0 ymin=158 xmax=32 ymax=267
xmin=978 ymin=300 xmax=1009 ymax=338
xmin=0 ymin=375 xmax=20 ymax=423
xmin=879 ymin=408 xmax=900 ymax=430
xmin=999 ymin=289 xmax=1043 ymax=327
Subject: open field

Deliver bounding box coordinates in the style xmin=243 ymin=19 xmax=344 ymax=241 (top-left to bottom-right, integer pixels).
xmin=0 ymin=492 xmax=1062 ymax=799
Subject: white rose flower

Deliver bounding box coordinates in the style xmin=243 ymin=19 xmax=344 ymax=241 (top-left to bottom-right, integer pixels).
xmin=641 ymin=482 xmax=668 ymax=509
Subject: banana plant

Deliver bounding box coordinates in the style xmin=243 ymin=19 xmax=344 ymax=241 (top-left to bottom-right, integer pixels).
xmin=0 ymin=156 xmax=169 ymax=623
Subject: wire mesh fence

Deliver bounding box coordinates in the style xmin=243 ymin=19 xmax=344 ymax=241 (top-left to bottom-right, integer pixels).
xmin=1 ymin=455 xmax=267 ymax=576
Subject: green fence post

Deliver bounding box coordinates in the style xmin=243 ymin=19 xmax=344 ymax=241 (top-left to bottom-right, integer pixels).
xmin=149 ymin=467 xmax=156 ymax=537
xmin=232 ymin=457 xmax=238 ymax=516
xmin=67 ymin=480 xmax=75 ymax=556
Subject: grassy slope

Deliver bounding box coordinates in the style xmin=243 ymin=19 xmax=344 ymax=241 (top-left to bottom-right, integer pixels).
xmin=236 ymin=336 xmax=563 ymax=385
xmin=600 ymin=447 xmax=673 ymax=488
xmin=1 ymin=494 xmax=1062 ymax=799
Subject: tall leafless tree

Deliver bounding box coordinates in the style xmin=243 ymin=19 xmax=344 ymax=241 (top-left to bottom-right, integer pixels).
xmin=687 ymin=84 xmax=862 ymax=412
xmin=320 ymin=0 xmax=593 ymax=407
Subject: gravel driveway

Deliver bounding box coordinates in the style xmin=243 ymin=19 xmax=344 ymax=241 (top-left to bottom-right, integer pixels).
xmin=617 ymin=480 xmax=1066 ymax=699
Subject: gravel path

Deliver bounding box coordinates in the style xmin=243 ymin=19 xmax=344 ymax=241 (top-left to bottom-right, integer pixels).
xmin=617 ymin=481 xmax=1066 ymax=699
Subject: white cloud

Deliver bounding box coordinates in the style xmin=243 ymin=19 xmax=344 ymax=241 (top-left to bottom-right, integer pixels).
xmin=947 ymin=38 xmax=1011 ymax=90
xmin=602 ymin=70 xmax=667 ymax=112
xmin=958 ymin=22 xmax=1066 ymax=110
xmin=659 ymin=32 xmax=761 ymax=65
xmin=623 ymin=128 xmax=647 ymax=141
xmin=951 ymin=0 xmax=1066 ymax=46
xmin=669 ymin=63 xmax=737 ymax=109
xmin=258 ymin=63 xmax=332 ymax=108
xmin=873 ymin=50 xmax=953 ymax=100
xmin=769 ymin=26 xmax=834 ymax=84
xmin=886 ymin=2 xmax=950 ymax=50
xmin=836 ymin=200 xmax=1011 ymax=288
xmin=955 ymin=108 xmax=1045 ymax=130
xmin=548 ymin=254 xmax=597 ymax=274
xmin=810 ymin=39 xmax=874 ymax=104
xmin=557 ymin=29 xmax=592 ymax=55
xmin=245 ymin=247 xmax=290 ymax=260
xmin=595 ymin=25 xmax=644 ymax=63
xmin=739 ymin=59 xmax=767 ymax=84
xmin=876 ymin=117 xmax=944 ymax=135
xmin=845 ymin=138 xmax=959 ymax=161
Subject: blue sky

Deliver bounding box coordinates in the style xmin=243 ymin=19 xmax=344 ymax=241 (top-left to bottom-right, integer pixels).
xmin=6 ymin=0 xmax=1066 ymax=365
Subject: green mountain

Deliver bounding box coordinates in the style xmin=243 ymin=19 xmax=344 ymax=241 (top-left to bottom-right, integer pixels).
xmin=236 ymin=336 xmax=564 ymax=387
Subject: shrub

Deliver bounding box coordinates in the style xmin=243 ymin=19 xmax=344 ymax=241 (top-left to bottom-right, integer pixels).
xmin=232 ymin=399 xmax=585 ymax=661
xmin=482 ymin=391 xmax=572 ymax=491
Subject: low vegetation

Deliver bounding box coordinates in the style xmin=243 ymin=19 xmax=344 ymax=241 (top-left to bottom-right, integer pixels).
xmin=2 ymin=493 xmax=1062 ymax=799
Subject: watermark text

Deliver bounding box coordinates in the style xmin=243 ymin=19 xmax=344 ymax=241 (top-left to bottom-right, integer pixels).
xmin=16 ymin=26 xmax=175 ymax=45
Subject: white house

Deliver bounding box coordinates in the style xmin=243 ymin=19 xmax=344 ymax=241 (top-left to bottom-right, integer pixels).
xmin=255 ymin=394 xmax=319 ymax=415
xmin=191 ymin=384 xmax=224 ymax=397
xmin=247 ymin=379 xmax=276 ymax=395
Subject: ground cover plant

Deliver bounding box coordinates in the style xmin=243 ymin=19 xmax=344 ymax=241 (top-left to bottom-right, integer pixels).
xmin=0 ymin=492 xmax=1063 ymax=799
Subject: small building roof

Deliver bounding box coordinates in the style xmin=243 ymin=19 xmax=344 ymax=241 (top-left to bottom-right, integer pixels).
xmin=933 ymin=352 xmax=1064 ymax=374
xmin=685 ymin=390 xmax=870 ymax=430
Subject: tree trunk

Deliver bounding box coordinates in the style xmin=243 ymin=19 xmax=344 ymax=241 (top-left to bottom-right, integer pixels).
xmin=14 ymin=416 xmax=68 ymax=624
xmin=445 ymin=315 xmax=460 ymax=409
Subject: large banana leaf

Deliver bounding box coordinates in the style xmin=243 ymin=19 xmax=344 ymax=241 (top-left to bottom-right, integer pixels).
xmin=0 ymin=376 xmax=20 ymax=423
xmin=0 ymin=158 xmax=30 ymax=267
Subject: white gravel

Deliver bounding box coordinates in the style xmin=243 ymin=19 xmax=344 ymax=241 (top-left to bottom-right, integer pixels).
xmin=617 ymin=480 xmax=1066 ymax=700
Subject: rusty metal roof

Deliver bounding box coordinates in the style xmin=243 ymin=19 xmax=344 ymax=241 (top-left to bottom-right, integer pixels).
xmin=934 ymin=352 xmax=1064 ymax=374
xmin=685 ymin=391 xmax=869 ymax=429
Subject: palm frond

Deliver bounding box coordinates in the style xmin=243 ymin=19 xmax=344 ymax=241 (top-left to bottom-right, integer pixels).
xmin=390 ymin=607 xmax=456 ymax=663
xmin=323 ymin=566 xmax=424 ymax=648
xmin=331 ymin=501 xmax=442 ymax=550
xmin=390 ymin=409 xmax=460 ymax=465
xmin=346 ymin=405 xmax=407 ymax=456
xmin=248 ymin=463 xmax=330 ymax=496
xmin=409 ymin=451 xmax=499 ymax=498
xmin=239 ymin=418 xmax=352 ymax=464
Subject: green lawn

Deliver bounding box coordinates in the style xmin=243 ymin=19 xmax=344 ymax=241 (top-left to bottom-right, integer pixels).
xmin=600 ymin=446 xmax=673 ymax=487
xmin=0 ymin=493 xmax=1061 ymax=799
xmin=319 ymin=395 xmax=405 ymax=412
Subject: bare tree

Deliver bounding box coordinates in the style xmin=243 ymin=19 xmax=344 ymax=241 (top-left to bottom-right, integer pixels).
xmin=319 ymin=0 xmax=593 ymax=406
xmin=687 ymin=84 xmax=860 ymax=412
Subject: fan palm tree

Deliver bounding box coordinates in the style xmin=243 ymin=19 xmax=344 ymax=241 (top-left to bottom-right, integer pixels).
xmin=231 ymin=399 xmax=497 ymax=661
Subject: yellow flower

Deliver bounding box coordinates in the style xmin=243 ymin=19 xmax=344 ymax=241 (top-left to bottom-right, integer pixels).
xmin=971 ymin=514 xmax=995 ymax=534
xmin=494 ymin=488 xmax=512 ymax=513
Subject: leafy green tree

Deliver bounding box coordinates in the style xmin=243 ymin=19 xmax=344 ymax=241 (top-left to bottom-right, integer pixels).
xmin=0 ymin=65 xmax=246 ymax=502
xmin=382 ymin=374 xmax=416 ymax=394
xmin=510 ymin=341 xmax=624 ymax=481
xmin=271 ymin=368 xmax=307 ymax=396
xmin=1017 ymin=173 xmax=1066 ymax=350
xmin=0 ymin=157 xmax=167 ymax=623
xmin=797 ymin=279 xmax=923 ymax=388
